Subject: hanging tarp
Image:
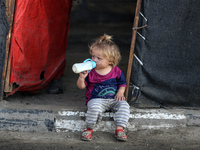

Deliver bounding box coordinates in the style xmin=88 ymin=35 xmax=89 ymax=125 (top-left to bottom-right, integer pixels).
xmin=129 ymin=0 xmax=200 ymax=108
xmin=9 ymin=0 xmax=72 ymax=94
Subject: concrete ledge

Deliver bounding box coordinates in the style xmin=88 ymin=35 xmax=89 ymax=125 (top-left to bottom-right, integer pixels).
xmin=55 ymin=108 xmax=188 ymax=133
xmin=0 ymin=107 xmax=200 ymax=133
xmin=186 ymin=109 xmax=200 ymax=126
xmin=0 ymin=108 xmax=55 ymax=132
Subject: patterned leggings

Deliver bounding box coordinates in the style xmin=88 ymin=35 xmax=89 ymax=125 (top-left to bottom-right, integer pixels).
xmin=86 ymin=98 xmax=130 ymax=129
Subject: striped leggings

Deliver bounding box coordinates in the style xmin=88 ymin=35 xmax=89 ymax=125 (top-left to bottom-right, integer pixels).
xmin=86 ymin=98 xmax=130 ymax=129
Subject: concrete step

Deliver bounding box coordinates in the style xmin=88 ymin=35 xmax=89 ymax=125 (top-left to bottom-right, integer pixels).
xmin=1 ymin=107 xmax=199 ymax=133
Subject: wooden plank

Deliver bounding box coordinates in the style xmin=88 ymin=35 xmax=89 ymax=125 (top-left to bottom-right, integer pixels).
xmin=125 ymin=0 xmax=142 ymax=100
xmin=4 ymin=51 xmax=12 ymax=93
xmin=1 ymin=0 xmax=16 ymax=99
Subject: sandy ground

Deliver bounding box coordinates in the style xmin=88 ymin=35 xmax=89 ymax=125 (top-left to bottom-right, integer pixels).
xmin=1 ymin=127 xmax=200 ymax=150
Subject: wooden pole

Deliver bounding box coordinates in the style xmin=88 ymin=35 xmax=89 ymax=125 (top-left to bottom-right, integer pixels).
xmin=1 ymin=0 xmax=16 ymax=99
xmin=125 ymin=0 xmax=142 ymax=100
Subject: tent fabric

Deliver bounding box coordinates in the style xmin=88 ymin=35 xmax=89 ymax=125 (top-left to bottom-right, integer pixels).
xmin=129 ymin=0 xmax=200 ymax=108
xmin=9 ymin=0 xmax=72 ymax=94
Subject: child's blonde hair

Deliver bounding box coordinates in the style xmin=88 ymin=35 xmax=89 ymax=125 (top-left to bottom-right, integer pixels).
xmin=89 ymin=34 xmax=121 ymax=66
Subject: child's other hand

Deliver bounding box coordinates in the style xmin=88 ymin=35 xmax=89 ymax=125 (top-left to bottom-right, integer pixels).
xmin=115 ymin=92 xmax=125 ymax=102
xmin=115 ymin=87 xmax=126 ymax=102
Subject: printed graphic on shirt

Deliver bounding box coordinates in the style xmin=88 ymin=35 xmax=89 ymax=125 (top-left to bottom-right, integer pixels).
xmin=91 ymin=84 xmax=117 ymax=99
xmin=98 ymin=87 xmax=116 ymax=97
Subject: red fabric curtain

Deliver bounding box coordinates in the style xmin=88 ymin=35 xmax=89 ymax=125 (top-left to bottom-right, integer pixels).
xmin=9 ymin=0 xmax=72 ymax=94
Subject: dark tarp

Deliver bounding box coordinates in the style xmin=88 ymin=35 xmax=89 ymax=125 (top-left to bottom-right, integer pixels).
xmin=129 ymin=0 xmax=200 ymax=108
xmin=9 ymin=0 xmax=72 ymax=94
xmin=0 ymin=0 xmax=9 ymax=95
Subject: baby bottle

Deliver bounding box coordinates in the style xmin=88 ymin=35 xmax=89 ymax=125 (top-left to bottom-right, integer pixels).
xmin=72 ymin=58 xmax=96 ymax=73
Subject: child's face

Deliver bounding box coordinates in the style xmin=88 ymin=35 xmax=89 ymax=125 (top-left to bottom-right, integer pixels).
xmin=91 ymin=47 xmax=111 ymax=70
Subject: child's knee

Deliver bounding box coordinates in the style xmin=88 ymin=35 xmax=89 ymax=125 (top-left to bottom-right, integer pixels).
xmin=88 ymin=103 xmax=102 ymax=111
xmin=120 ymin=101 xmax=130 ymax=108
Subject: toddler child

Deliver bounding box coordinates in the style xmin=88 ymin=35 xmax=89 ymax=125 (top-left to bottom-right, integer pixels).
xmin=77 ymin=34 xmax=130 ymax=141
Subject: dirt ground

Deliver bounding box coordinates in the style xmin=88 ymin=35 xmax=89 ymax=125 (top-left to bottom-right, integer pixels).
xmin=1 ymin=127 xmax=200 ymax=150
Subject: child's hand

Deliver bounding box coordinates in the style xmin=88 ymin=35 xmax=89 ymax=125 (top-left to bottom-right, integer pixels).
xmin=115 ymin=92 xmax=125 ymax=102
xmin=79 ymin=70 xmax=88 ymax=79
xmin=115 ymin=87 xmax=126 ymax=102
xmin=77 ymin=71 xmax=88 ymax=89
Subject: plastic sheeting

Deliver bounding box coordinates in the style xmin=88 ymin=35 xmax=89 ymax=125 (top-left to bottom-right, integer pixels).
xmin=129 ymin=0 xmax=200 ymax=108
xmin=9 ymin=0 xmax=72 ymax=94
